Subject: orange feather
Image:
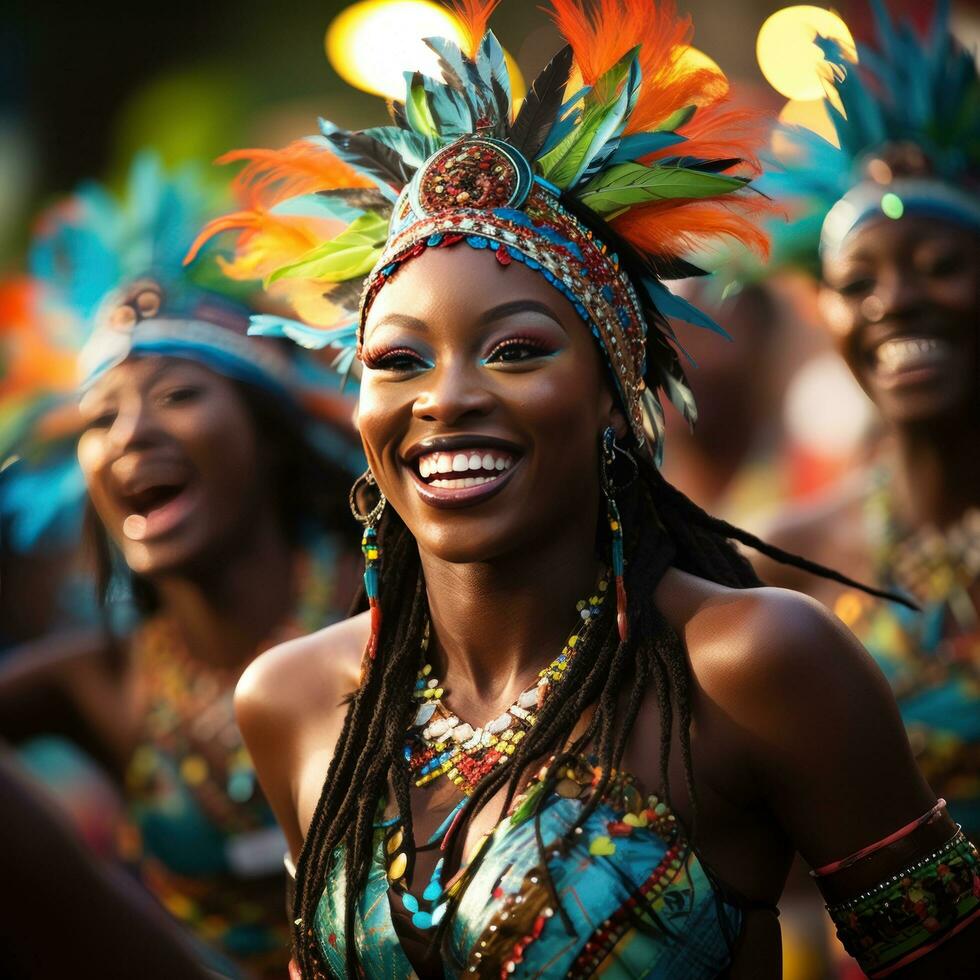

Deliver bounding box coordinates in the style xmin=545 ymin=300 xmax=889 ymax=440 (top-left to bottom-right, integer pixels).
xmin=449 ymin=0 xmax=503 ymax=59
xmin=612 ymin=197 xmax=773 ymax=260
xmin=0 ymin=279 xmax=77 ymax=399
xmin=217 ymin=141 xmax=373 ymax=210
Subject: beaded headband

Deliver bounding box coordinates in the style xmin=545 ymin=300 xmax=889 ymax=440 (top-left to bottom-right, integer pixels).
xmin=76 ymin=278 xmax=294 ymax=399
xmin=362 ymin=146 xmax=651 ymax=443
xmin=820 ymin=177 xmax=980 ymax=257
xmin=192 ymin=0 xmax=772 ymax=459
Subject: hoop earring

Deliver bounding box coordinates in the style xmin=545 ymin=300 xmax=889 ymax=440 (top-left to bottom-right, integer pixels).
xmin=600 ymin=427 xmax=637 ymax=643
xmin=349 ymin=470 xmax=387 ymax=665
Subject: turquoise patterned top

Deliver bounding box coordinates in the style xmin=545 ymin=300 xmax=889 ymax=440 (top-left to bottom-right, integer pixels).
xmin=310 ymin=759 xmax=741 ymax=978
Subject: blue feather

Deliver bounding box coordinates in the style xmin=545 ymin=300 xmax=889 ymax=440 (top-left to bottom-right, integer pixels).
xmin=642 ymin=279 xmax=731 ymax=339
xmin=608 ymin=132 xmax=685 ymax=164
xmin=249 ymin=315 xmax=358 ymax=352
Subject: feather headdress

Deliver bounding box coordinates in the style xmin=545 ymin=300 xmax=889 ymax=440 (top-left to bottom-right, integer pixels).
xmin=761 ymin=0 xmax=980 ymax=262
xmin=4 ymin=153 xmax=365 ymax=552
xmin=190 ymin=0 xmax=771 ymax=458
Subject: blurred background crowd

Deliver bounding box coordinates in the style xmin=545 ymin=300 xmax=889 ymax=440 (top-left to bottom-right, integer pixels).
xmin=1 ymin=1 xmax=977 ymax=978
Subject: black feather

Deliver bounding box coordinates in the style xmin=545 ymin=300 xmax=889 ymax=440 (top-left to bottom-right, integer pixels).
xmin=509 ymin=45 xmax=574 ymax=159
xmin=388 ymin=100 xmax=408 ymax=129
xmin=659 ymin=156 xmax=744 ymax=173
xmin=321 ymin=126 xmax=415 ymax=188
xmin=322 ymin=279 xmax=364 ymax=312
xmin=648 ymin=256 xmax=710 ymax=279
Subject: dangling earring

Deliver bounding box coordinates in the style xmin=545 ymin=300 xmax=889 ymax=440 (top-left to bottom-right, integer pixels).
xmin=600 ymin=427 xmax=637 ymax=644
xmin=349 ymin=469 xmax=387 ymax=666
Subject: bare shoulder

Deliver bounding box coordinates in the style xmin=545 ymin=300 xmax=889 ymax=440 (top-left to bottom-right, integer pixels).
xmin=234 ymin=612 xmax=369 ymax=855
xmin=235 ymin=612 xmax=368 ymax=737
xmin=657 ymin=569 xmax=894 ymax=728
xmin=657 ymin=569 xmax=931 ymax=864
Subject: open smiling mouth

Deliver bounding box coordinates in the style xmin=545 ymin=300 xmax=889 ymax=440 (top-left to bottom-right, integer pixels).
xmin=408 ymin=447 xmax=520 ymax=508
xmin=119 ymin=478 xmax=199 ymax=541
xmin=871 ymin=335 xmax=955 ymax=382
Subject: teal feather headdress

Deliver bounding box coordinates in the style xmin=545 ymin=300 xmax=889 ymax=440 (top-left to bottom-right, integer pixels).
xmin=761 ymin=0 xmax=980 ymax=263
xmin=3 ymin=153 xmax=363 ymax=553
xmin=191 ymin=0 xmax=772 ymax=459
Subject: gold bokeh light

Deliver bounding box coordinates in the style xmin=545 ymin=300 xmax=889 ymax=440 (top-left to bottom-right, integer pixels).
xmin=756 ymin=5 xmax=856 ymax=101
xmin=326 ymin=0 xmax=524 ymax=104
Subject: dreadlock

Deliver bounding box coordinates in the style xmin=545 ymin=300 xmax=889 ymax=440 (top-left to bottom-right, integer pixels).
xmin=291 ymin=443 xmax=898 ymax=978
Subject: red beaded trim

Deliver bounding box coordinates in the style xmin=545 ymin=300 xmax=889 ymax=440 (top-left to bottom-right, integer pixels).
xmin=565 ymin=841 xmax=690 ymax=978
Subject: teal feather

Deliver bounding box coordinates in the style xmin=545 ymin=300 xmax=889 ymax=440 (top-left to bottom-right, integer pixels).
xmin=249 ymin=315 xmax=357 ymax=352
xmin=417 ymin=74 xmax=473 ymax=139
xmin=477 ymin=31 xmax=511 ymax=131
xmin=609 ymin=132 xmax=685 ymax=164
xmin=642 ymin=279 xmax=731 ymax=339
xmin=361 ymin=126 xmax=441 ymax=170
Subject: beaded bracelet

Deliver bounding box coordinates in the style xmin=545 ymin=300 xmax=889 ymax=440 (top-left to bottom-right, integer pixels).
xmin=826 ymin=828 xmax=980 ymax=977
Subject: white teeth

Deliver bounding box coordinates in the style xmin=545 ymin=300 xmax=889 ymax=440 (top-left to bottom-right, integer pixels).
xmin=430 ymin=475 xmax=495 ymax=489
xmin=875 ymin=336 xmax=950 ymax=373
xmin=416 ymin=447 xmax=517 ymax=481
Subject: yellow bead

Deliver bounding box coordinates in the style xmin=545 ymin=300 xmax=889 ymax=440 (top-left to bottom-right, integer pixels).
xmin=388 ymin=852 xmax=407 ymax=881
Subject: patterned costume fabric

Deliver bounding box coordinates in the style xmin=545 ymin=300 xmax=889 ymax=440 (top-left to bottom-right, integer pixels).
xmin=833 ymin=477 xmax=980 ymax=839
xmin=308 ymin=757 xmax=740 ymax=979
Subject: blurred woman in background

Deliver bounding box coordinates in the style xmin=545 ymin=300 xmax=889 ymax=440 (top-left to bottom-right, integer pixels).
xmin=0 ymin=154 xmax=361 ymax=978
xmin=762 ymin=2 xmax=980 ymax=841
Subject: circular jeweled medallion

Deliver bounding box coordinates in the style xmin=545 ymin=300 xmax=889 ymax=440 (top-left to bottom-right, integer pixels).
xmin=408 ymin=136 xmax=533 ymax=218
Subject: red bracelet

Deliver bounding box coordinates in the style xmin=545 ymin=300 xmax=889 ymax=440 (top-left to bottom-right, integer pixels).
xmin=811 ymin=799 xmax=946 ymax=877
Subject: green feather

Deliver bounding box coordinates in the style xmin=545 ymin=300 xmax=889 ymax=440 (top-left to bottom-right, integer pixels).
xmin=405 ymin=72 xmax=439 ymax=138
xmin=266 ymin=212 xmax=388 ymax=284
xmin=578 ymin=163 xmax=746 ymax=216
xmin=536 ymin=49 xmax=639 ymax=189
xmin=654 ymin=104 xmax=697 ymax=133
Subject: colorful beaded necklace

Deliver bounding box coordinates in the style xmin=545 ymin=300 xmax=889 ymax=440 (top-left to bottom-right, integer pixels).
xmin=866 ymin=472 xmax=980 ymax=630
xmin=405 ymin=575 xmax=609 ymax=796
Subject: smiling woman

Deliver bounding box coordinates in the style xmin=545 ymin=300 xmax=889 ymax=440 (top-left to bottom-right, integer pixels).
xmin=200 ymin=2 xmax=979 ymax=978
xmin=0 ymin=154 xmax=362 ymax=979
xmin=760 ymin=1 xmax=980 ymax=858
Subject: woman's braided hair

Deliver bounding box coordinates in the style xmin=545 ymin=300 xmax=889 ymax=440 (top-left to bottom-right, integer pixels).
xmin=291 ymin=447 xmax=899 ymax=977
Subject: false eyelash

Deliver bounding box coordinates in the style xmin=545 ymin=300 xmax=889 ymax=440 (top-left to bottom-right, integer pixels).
xmin=361 ymin=346 xmax=428 ymax=370
xmin=485 ymin=336 xmax=556 ymax=360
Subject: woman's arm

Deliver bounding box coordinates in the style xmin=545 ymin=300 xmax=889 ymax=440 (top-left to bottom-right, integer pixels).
xmin=0 ymin=627 xmax=129 ymax=774
xmin=709 ymin=589 xmax=978 ymax=977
